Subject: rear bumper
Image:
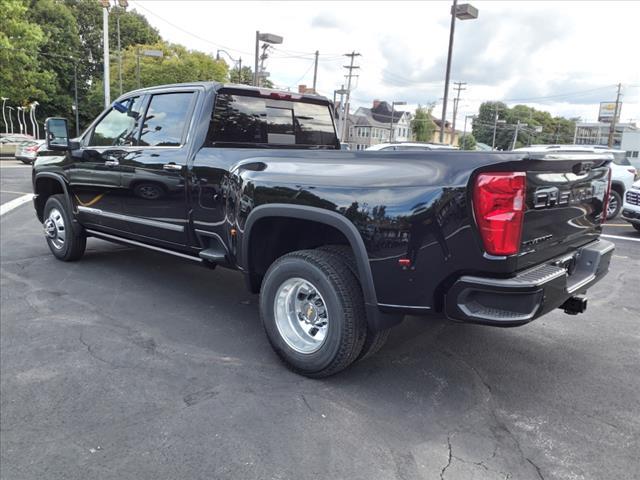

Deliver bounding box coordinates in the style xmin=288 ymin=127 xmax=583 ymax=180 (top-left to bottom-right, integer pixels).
xmin=444 ymin=239 xmax=614 ymax=326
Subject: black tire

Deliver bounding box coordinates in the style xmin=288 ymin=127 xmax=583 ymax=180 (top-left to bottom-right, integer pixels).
xmin=43 ymin=194 xmax=86 ymax=261
xmin=20 ymin=159 xmax=32 ymax=165
xmin=633 ymin=223 xmax=640 ymax=232
xmin=260 ymin=249 xmax=367 ymax=377
xmin=317 ymin=245 xmax=390 ymax=361
xmin=606 ymin=190 xmax=622 ymax=220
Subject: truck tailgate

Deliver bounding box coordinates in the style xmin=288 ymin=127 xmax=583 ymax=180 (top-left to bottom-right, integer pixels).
xmin=517 ymin=153 xmax=611 ymax=269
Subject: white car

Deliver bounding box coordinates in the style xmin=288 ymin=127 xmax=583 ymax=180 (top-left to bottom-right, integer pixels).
xmin=621 ymin=180 xmax=640 ymax=232
xmin=513 ymin=145 xmax=637 ymax=220
xmin=366 ymin=142 xmax=458 ymax=151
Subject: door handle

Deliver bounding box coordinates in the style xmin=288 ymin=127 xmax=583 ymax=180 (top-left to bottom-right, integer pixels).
xmin=163 ymin=163 xmax=183 ymax=171
xmin=104 ymin=157 xmax=119 ymax=167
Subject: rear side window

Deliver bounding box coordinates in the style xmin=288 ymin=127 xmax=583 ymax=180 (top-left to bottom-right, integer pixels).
xmin=207 ymin=93 xmax=338 ymax=148
xmin=139 ymin=92 xmax=194 ymax=147
xmin=91 ymin=96 xmax=142 ymax=146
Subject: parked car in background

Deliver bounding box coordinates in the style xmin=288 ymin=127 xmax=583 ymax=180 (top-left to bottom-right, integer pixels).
xmin=514 ymin=145 xmax=636 ymax=219
xmin=15 ymin=140 xmax=45 ymax=164
xmin=621 ymin=180 xmax=640 ymax=232
xmin=0 ymin=134 xmax=35 ymax=157
xmin=366 ymin=142 xmax=458 ymax=151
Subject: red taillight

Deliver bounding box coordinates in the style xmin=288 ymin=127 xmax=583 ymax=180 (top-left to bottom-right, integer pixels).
xmin=473 ymin=172 xmax=526 ymax=256
xmin=601 ymin=167 xmax=612 ymax=224
xmin=26 ymin=145 xmax=39 ymax=152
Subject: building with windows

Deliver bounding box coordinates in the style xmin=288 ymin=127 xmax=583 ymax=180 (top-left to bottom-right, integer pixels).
xmin=573 ymin=121 xmax=638 ymax=151
xmin=345 ymin=100 xmax=412 ymax=150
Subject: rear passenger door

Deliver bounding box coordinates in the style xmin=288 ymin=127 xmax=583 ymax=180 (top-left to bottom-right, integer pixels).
xmin=119 ymin=89 xmax=197 ymax=246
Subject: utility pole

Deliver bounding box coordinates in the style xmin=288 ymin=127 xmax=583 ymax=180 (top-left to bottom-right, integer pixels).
xmin=451 ymin=81 xmax=466 ymax=144
xmin=340 ymin=51 xmax=361 ymax=141
xmin=439 ymin=0 xmax=457 ymax=144
xmin=491 ymin=104 xmax=499 ymax=150
xmin=258 ymin=43 xmax=270 ymax=86
xmin=102 ymin=2 xmax=110 ymax=107
xmin=511 ymin=120 xmax=527 ymax=150
xmin=238 ymin=57 xmax=242 ymax=83
xmin=312 ymin=50 xmax=319 ymax=93
xmin=607 ymin=82 xmax=622 ymax=148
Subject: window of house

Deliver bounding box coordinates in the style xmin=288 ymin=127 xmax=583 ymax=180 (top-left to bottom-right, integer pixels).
xmin=139 ymin=92 xmax=194 ymax=147
xmin=90 ymin=96 xmax=143 ymax=146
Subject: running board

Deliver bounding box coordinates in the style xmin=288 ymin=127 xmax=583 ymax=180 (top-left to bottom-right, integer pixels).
xmin=85 ymin=229 xmax=203 ymax=263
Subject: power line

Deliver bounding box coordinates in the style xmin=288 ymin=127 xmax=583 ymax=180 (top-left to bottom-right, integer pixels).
xmin=129 ymin=1 xmax=253 ymax=56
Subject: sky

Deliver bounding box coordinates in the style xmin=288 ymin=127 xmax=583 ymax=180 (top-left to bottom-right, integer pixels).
xmin=128 ymin=0 xmax=640 ymax=128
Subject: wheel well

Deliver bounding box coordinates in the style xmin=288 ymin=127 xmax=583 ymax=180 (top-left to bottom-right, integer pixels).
xmin=246 ymin=216 xmax=351 ymax=293
xmin=34 ymin=177 xmax=65 ymax=222
xmin=610 ymin=181 xmax=624 ymax=196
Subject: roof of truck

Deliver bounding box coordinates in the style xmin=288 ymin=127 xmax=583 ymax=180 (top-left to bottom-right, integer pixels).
xmin=123 ymin=81 xmax=330 ymax=103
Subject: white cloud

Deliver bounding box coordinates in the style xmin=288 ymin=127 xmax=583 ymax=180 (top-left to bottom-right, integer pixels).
xmin=129 ymin=0 xmax=640 ymax=125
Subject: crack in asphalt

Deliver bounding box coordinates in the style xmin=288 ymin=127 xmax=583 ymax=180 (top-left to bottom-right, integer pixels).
xmin=440 ymin=435 xmax=452 ymax=480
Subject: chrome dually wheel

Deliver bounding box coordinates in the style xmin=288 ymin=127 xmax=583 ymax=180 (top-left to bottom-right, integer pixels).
xmin=274 ymin=278 xmax=329 ymax=354
xmin=44 ymin=207 xmax=66 ymax=249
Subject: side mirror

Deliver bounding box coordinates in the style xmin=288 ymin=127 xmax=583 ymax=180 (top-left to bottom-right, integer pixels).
xmin=45 ymin=117 xmax=70 ymax=151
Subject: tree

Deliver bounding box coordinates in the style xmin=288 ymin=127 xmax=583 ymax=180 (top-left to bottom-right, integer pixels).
xmin=459 ymin=133 xmax=476 ymax=150
xmin=27 ymin=0 xmax=83 ymax=131
xmin=411 ymin=104 xmax=437 ymax=142
xmin=0 ymin=0 xmax=55 ymax=111
xmin=472 ymin=101 xmax=577 ymax=150
xmin=229 ymin=65 xmax=254 ymax=85
xmin=62 ymin=0 xmax=162 ymax=127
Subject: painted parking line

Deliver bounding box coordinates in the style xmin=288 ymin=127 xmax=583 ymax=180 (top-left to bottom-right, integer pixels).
xmin=0 ymin=190 xmax=31 ymax=195
xmin=602 ymin=234 xmax=640 ymax=243
xmin=0 ymin=163 xmax=31 ymax=168
xmin=0 ymin=194 xmax=34 ymax=216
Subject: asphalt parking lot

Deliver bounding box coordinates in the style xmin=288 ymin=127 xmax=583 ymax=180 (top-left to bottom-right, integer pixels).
xmin=1 ymin=160 xmax=639 ymax=480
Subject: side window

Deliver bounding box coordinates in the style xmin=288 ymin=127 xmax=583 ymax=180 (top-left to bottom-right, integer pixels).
xmin=139 ymin=92 xmax=194 ymax=147
xmin=90 ymin=96 xmax=142 ymax=146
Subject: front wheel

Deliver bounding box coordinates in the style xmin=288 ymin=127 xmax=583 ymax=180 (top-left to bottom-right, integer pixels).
xmin=260 ymin=250 xmax=367 ymax=377
xmin=606 ymin=191 xmax=622 ymax=220
xmin=43 ymin=194 xmax=86 ymax=261
xmin=633 ymin=223 xmax=640 ymax=232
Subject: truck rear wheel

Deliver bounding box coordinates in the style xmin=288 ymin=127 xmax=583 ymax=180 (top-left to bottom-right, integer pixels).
xmin=260 ymin=249 xmax=367 ymax=377
xmin=43 ymin=194 xmax=86 ymax=261
xmin=317 ymin=245 xmax=390 ymax=361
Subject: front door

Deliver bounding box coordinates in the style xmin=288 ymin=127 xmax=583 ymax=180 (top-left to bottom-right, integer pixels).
xmin=71 ymin=96 xmax=145 ymax=234
xmin=119 ymin=90 xmax=197 ymax=246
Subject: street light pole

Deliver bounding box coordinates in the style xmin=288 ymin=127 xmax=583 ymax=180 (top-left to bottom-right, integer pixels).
xmin=1 ymin=97 xmax=7 ymax=134
xmin=102 ymin=3 xmax=111 ymax=107
xmin=6 ymin=107 xmax=14 ymax=134
xmin=254 ymin=31 xmax=260 ymax=86
xmin=253 ymin=32 xmax=283 ymax=86
xmin=16 ymin=107 xmax=23 ymax=134
xmin=73 ymin=64 xmax=80 ymax=136
xmin=29 ymin=102 xmax=39 ymax=140
xmin=439 ymin=2 xmax=478 ymax=143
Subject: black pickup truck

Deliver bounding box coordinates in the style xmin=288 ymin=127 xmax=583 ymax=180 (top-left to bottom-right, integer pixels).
xmin=34 ymin=82 xmax=614 ymax=377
